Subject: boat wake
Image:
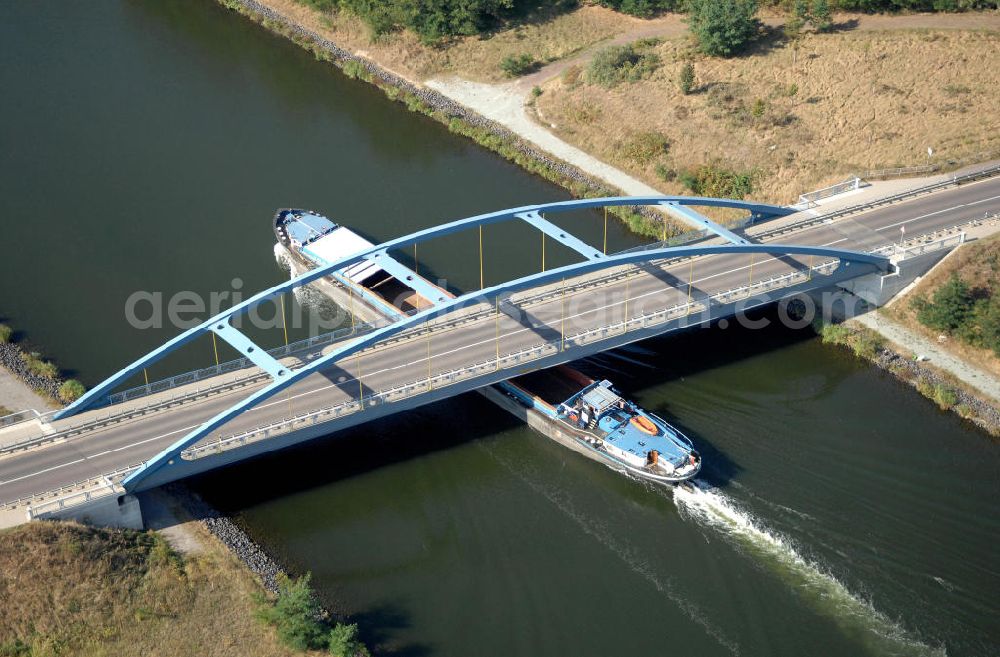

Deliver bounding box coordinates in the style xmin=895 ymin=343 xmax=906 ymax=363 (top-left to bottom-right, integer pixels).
xmin=481 ymin=443 xmax=743 ymax=656
xmin=672 ymin=480 xmax=946 ymax=657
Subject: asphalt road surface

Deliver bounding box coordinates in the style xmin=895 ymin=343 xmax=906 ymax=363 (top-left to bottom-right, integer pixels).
xmin=2 ymin=176 xmax=998 ymax=503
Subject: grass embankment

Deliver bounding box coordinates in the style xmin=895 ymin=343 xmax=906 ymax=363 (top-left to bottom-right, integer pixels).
xmin=0 ymin=521 xmax=290 ymax=656
xmin=885 ymin=234 xmax=1000 ymax=379
xmin=258 ymin=0 xmax=640 ymax=81
xmin=535 ymin=27 xmax=1000 ymax=203
xmin=817 ymin=321 xmax=999 ymax=435
xmin=237 ymin=0 xmax=999 ymax=236
xmin=0 ymin=521 xmax=339 ymax=657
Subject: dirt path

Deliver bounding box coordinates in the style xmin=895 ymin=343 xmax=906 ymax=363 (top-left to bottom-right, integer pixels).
xmin=853 ymin=312 xmax=1000 ymax=403
xmin=0 ymin=366 xmax=53 ymax=416
xmin=430 ymin=9 xmax=999 ymax=195
xmin=514 ymin=10 xmax=1000 ymax=90
xmin=426 ymin=76 xmax=664 ymax=197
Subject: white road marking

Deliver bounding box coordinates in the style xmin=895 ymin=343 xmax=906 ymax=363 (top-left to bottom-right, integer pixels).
xmin=7 ymin=180 xmax=999 ymax=491
xmin=0 ymin=458 xmax=87 ymax=486
xmin=875 ymin=194 xmax=1000 ymax=232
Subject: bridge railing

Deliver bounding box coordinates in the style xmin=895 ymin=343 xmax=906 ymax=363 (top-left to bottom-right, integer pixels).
xmin=180 ymin=258 xmax=847 ymax=460
xmin=1 ymin=464 xmax=138 ymax=512
xmin=753 ymin=162 xmax=1000 ymax=242
xmin=106 ymin=320 xmax=380 ymax=405
xmin=4 ymin=215 xmax=981 ymax=456
xmin=797 ymin=177 xmax=864 ymax=208
xmin=0 ymin=408 xmax=54 ymax=430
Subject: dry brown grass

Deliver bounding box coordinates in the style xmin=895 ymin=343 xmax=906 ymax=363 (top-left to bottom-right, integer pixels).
xmin=535 ymin=28 xmax=1000 ymax=203
xmin=885 ymin=233 xmax=1000 ymax=380
xmin=261 ymin=0 xmax=639 ymax=82
xmin=0 ymin=521 xmax=321 ymax=657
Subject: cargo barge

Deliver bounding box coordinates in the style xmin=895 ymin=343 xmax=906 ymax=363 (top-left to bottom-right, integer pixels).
xmin=273 ymin=208 xmax=701 ymax=485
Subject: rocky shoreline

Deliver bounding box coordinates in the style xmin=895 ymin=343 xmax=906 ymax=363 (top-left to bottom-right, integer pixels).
xmin=872 ymin=346 xmax=1000 ymax=435
xmin=223 ymin=0 xmax=608 ymax=191
xmin=0 ymin=341 xmax=61 ymax=405
xmin=164 ymin=483 xmax=288 ymax=594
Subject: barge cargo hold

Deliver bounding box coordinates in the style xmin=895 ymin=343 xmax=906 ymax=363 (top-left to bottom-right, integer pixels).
xmin=273 ymin=208 xmax=702 ymax=485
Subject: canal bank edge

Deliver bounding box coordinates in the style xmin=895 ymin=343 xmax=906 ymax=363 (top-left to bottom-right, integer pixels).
xmin=214 ymin=0 xmax=678 ymax=238
xmin=211 ymin=0 xmax=1000 ymax=438
xmin=818 ymin=320 xmax=1000 ymax=437
xmin=157 ymin=483 xmax=375 ymax=652
xmin=0 ymin=331 xmax=67 ymax=415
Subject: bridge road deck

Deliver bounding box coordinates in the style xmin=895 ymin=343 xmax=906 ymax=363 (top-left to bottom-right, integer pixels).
xmin=2 ymin=175 xmax=999 ymax=504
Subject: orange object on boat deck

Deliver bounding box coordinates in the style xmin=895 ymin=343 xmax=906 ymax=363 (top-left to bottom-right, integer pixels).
xmin=630 ymin=415 xmax=658 ymax=436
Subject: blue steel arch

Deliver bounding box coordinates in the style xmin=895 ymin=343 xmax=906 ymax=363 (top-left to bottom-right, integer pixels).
xmin=118 ymin=238 xmax=888 ymax=491
xmin=57 ymin=195 xmax=795 ymax=421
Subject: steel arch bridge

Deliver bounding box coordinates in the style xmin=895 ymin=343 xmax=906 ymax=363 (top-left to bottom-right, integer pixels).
xmin=54 ymin=196 xmax=888 ymax=491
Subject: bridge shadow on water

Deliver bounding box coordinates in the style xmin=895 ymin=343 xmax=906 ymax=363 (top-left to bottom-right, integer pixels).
xmin=576 ymin=302 xmax=821 ymax=488
xmin=188 ymin=392 xmax=524 ymax=510
xmin=190 ymin=304 xmax=817 ymax=506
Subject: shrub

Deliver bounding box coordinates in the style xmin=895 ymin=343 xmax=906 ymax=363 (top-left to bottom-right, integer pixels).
xmin=615 ymin=131 xmax=670 ymax=165
xmin=817 ymin=322 xmax=883 ymax=359
xmin=686 ymin=0 xmax=760 ymax=57
xmin=59 ymin=380 xmax=86 ymax=403
xmin=341 ymin=60 xmax=370 ymax=80
xmin=678 ymin=62 xmax=695 ymax=94
xmin=819 ymin=322 xmax=851 ymax=345
xmin=654 ymin=162 xmax=676 ymax=181
xmin=256 ymin=573 xmax=370 ymax=655
xmin=678 ymin=163 xmax=755 ymax=198
xmin=256 ymin=573 xmax=328 ymax=651
xmin=852 ymin=330 xmax=884 ymax=360
xmin=531 ymin=85 xmax=543 ymax=98
xmin=943 ymin=83 xmax=972 ymax=96
xmin=587 ymin=43 xmax=661 ymax=88
xmin=597 ymin=0 xmax=680 ymax=18
xmin=561 ymin=64 xmax=582 ymax=87
xmin=0 ymin=640 xmax=30 ymax=657
xmin=331 ymin=0 xmax=527 ymax=42
xmin=836 ymin=0 xmax=995 ymax=12
xmin=971 ymin=295 xmax=1000 ymax=356
xmin=811 ymin=0 xmax=832 ymax=32
xmin=932 ymin=384 xmax=958 ymax=409
xmin=328 ymin=622 xmax=370 ymax=657
xmin=751 ymin=98 xmax=767 ymax=117
xmin=912 ymin=273 xmax=974 ymax=333
xmin=21 ymin=353 xmax=58 ymax=379
xmin=500 ymin=53 xmax=537 ymax=78
xmin=0 ymin=324 xmax=11 ymax=344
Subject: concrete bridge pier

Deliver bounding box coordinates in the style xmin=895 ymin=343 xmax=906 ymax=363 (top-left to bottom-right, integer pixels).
xmin=26 ymin=493 xmax=144 ymax=530
xmin=837 ymin=241 xmax=957 ymax=307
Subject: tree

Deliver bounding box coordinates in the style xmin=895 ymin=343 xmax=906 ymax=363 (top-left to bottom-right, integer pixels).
xmin=686 ymin=0 xmax=760 ymax=58
xmin=678 ymin=61 xmax=695 ymax=94
xmin=256 ymin=573 xmax=328 ymax=651
xmin=971 ymin=295 xmax=1000 ymax=356
xmin=811 ymin=0 xmax=833 ymax=32
xmin=913 ymin=273 xmax=974 ymax=333
xmin=328 ymin=623 xmax=370 ymax=657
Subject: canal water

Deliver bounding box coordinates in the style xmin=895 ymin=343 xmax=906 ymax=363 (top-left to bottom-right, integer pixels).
xmin=2 ymin=2 xmax=997 ymax=656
